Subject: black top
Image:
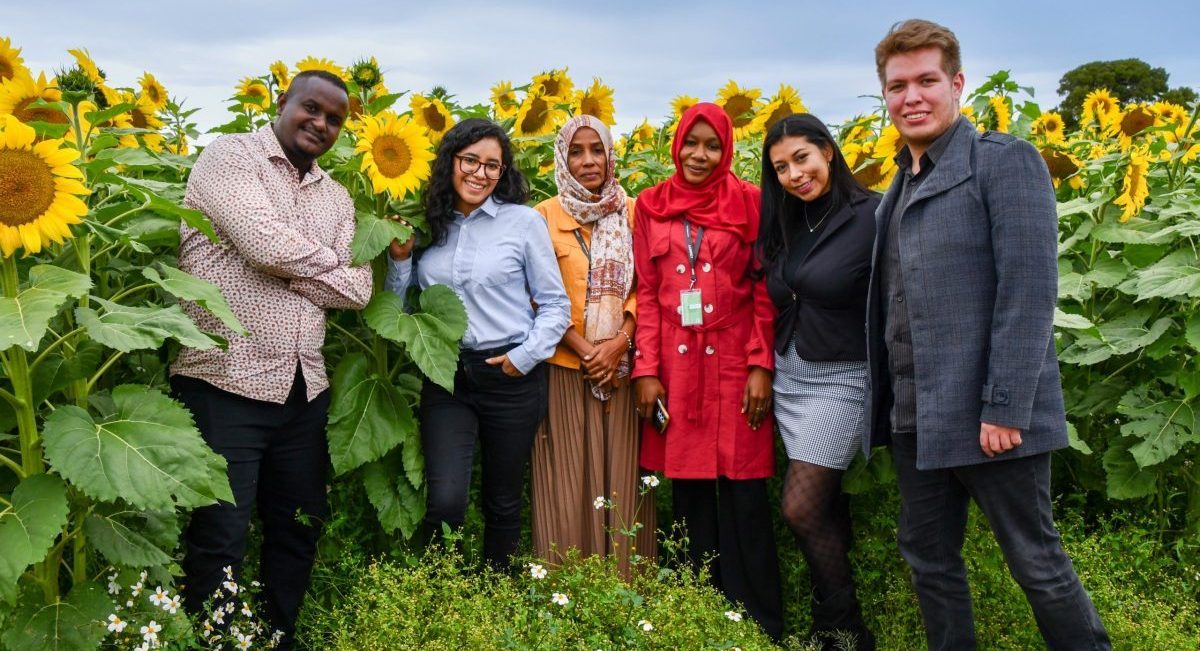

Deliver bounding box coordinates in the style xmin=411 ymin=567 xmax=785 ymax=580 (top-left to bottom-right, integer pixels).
xmin=765 ymin=191 xmax=880 ymax=361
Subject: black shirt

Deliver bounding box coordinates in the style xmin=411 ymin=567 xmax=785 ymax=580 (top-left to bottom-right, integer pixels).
xmin=766 ymin=191 xmax=880 ymax=361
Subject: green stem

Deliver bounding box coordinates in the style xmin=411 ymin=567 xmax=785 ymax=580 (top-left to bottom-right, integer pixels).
xmin=108 ymin=282 xmax=157 ymax=304
xmin=85 ymin=351 xmax=126 ymax=394
xmin=72 ymin=509 xmax=87 ymax=584
xmin=1 ymin=258 xmax=43 ymax=479
xmin=0 ymin=452 xmax=24 ymax=478
xmin=328 ymin=321 xmax=373 ymax=357
xmin=29 ymin=326 xmax=86 ymax=373
xmin=0 ymin=384 xmax=22 ymax=408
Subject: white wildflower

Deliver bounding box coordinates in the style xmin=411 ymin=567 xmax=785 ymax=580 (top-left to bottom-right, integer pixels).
xmin=162 ymin=594 xmax=181 ymax=614
xmin=528 ymin=563 xmax=547 ymax=580
xmin=139 ymin=570 xmax=148 ymax=582
xmin=638 ymin=619 xmax=654 ymax=632
xmin=140 ymin=619 xmax=162 ymax=641
xmin=241 ymin=601 xmax=253 ymax=617
xmin=641 ymin=475 xmax=660 ymax=488
xmin=235 ymin=632 xmax=254 ymax=649
xmin=224 ymin=580 xmax=240 ymax=595
xmin=106 ymin=614 xmax=127 ymax=633
xmin=213 ymin=610 xmax=226 ymax=626
xmin=223 ymin=565 xmax=234 ymax=579
xmin=551 ymin=592 xmax=570 ymax=606
xmin=106 ymin=573 xmax=121 ymax=595
xmin=593 ymin=496 xmax=607 ymax=510
xmin=725 ymin=610 xmax=743 ymax=622
xmin=130 ymin=582 xmax=144 ymax=597
xmin=148 ymin=586 xmax=168 ymax=607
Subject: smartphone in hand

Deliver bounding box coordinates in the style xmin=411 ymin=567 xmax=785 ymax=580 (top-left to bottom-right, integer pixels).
xmin=652 ymin=397 xmax=670 ymax=434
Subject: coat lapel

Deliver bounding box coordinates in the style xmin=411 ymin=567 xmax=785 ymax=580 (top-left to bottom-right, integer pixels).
xmin=908 ymin=118 xmax=976 ymax=208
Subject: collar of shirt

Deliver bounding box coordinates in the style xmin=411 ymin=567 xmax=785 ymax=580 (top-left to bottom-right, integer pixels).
xmin=894 ymin=115 xmax=967 ymax=175
xmin=256 ymin=125 xmax=329 ymax=187
xmin=454 ymin=194 xmax=501 ymax=221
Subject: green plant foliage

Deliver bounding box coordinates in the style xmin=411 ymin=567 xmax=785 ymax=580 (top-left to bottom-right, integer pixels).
xmin=2 ymin=582 xmax=111 ymax=651
xmin=0 ymin=266 xmax=92 ymax=352
xmin=141 ymin=264 xmax=248 ymax=335
xmin=326 ymin=353 xmax=416 ymax=475
xmin=0 ymin=475 xmax=69 ymax=604
xmin=350 ymin=212 xmax=412 ymax=266
xmin=41 ymin=385 xmax=233 ymax=510
xmin=75 ymin=298 xmax=222 ymax=353
xmin=363 ymin=285 xmax=468 ymax=391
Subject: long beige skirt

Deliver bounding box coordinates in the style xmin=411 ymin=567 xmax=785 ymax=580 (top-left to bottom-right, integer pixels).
xmin=531 ymin=365 xmax=658 ymax=574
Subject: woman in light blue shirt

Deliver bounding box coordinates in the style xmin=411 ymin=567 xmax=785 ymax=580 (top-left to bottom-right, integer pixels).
xmin=386 ymin=118 xmax=570 ymax=569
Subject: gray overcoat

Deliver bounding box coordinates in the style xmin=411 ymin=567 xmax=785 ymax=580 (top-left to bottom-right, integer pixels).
xmin=863 ymin=117 xmax=1069 ymax=470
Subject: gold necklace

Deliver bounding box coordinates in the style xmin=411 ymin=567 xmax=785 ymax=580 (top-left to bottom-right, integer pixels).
xmin=803 ymin=198 xmax=835 ymax=233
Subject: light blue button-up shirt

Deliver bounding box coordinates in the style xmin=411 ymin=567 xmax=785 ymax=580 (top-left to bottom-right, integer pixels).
xmin=385 ymin=195 xmax=571 ymax=375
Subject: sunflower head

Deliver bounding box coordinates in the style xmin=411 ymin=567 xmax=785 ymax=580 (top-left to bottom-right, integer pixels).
xmin=236 ymin=77 xmax=271 ymax=113
xmin=531 ymin=68 xmax=574 ymax=100
xmin=0 ymin=71 xmax=67 ymax=128
xmin=1081 ymin=88 xmax=1118 ymax=128
xmin=1031 ymin=111 xmax=1066 ymax=144
xmin=350 ymin=57 xmax=383 ymax=91
xmin=1113 ymin=146 xmax=1150 ymax=223
xmin=671 ymin=95 xmax=699 ymax=123
xmin=0 ymin=115 xmax=90 ymax=257
xmin=573 ymin=78 xmax=615 ymax=125
xmin=409 ymin=94 xmax=455 ymax=142
xmin=1039 ymin=147 xmax=1079 ymax=180
xmin=514 ymin=89 xmax=567 ymax=138
xmin=53 ymin=65 xmax=96 ymax=104
xmin=295 ymin=56 xmax=346 ymax=81
xmin=987 ymin=95 xmax=1011 ymax=133
xmin=353 ymin=111 xmax=436 ymax=199
xmin=139 ymin=72 xmax=168 ymax=111
xmin=754 ymin=84 xmax=807 ymax=134
xmin=715 ymin=81 xmax=764 ymax=138
xmin=628 ymin=119 xmax=656 ymax=153
xmin=0 ymin=37 xmax=28 ymax=83
xmin=269 ymin=61 xmax=291 ymax=90
xmin=66 ymin=48 xmax=105 ymax=85
xmin=490 ymin=81 xmax=520 ymax=120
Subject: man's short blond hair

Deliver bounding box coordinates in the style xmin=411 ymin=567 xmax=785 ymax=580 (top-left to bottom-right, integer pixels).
xmin=875 ymin=19 xmax=962 ymax=84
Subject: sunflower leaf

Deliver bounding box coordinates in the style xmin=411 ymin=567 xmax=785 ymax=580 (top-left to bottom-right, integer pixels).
xmin=1 ymin=581 xmax=111 ymax=651
xmin=0 ymin=474 xmax=70 ymax=604
xmin=363 ymin=286 xmax=467 ymax=391
xmin=142 ymin=264 xmax=248 ymax=335
xmin=82 ymin=102 xmax=135 ymax=129
xmin=0 ymin=265 xmax=92 ymax=353
xmin=327 ymin=353 xmax=416 ymax=476
xmin=1117 ymin=387 xmax=1200 ymax=468
xmin=350 ymin=212 xmax=411 ymax=266
xmin=84 ymin=507 xmax=175 ymax=569
xmin=362 ymin=451 xmax=425 ymax=539
xmin=1102 ymin=436 xmax=1159 ymax=500
xmin=76 ymin=297 xmax=223 ymax=353
xmin=41 ymin=384 xmax=233 ymax=511
xmin=1121 ymin=250 xmax=1200 ymax=300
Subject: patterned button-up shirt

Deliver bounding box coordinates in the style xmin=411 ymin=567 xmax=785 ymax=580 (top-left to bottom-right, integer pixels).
xmin=172 ymin=127 xmax=373 ymax=403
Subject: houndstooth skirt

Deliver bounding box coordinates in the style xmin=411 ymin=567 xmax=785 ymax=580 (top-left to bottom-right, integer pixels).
xmin=773 ymin=344 xmax=867 ymax=470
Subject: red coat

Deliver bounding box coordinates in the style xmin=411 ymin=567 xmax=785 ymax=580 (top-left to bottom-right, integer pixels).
xmin=631 ymin=206 xmax=776 ymax=480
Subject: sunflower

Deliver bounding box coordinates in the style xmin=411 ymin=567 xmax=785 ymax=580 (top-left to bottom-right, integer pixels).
xmin=752 ymin=84 xmax=808 ymax=134
xmin=490 ymin=81 xmax=520 ymax=120
xmin=1030 ymin=111 xmax=1066 ymax=144
xmin=121 ymin=90 xmax=165 ymax=150
xmin=67 ymin=48 xmax=105 ymax=85
xmin=1113 ymin=146 xmax=1150 ymax=223
xmin=531 ymin=68 xmax=574 ymax=101
xmin=138 ymin=72 xmax=169 ymax=112
xmin=295 ymin=56 xmax=346 ymax=81
xmin=1105 ymin=103 xmax=1155 ymax=151
xmin=715 ymin=81 xmax=764 ymax=139
xmin=95 ymin=83 xmax=121 ymax=110
xmin=873 ymin=123 xmax=903 ymax=179
xmin=349 ymin=56 xmax=383 ymax=92
xmin=0 ymin=71 xmax=67 ymax=127
xmin=77 ymin=99 xmax=136 ymax=149
xmin=0 ymin=37 xmax=28 ymax=82
xmin=269 ymin=61 xmax=291 ymax=90
xmin=1081 ymin=88 xmax=1118 ymax=128
xmin=628 ymin=119 xmax=657 ymax=153
xmin=236 ymin=77 xmax=271 ymax=113
xmin=572 ymin=78 xmax=615 ymax=125
xmin=354 ymin=111 xmax=435 ymax=199
xmin=1039 ymin=147 xmax=1081 ymax=189
xmin=514 ymin=89 xmax=568 ymax=138
xmin=409 ymin=94 xmax=454 ymax=142
xmin=671 ymin=94 xmax=700 ymax=123
xmin=1151 ymin=101 xmax=1190 ymax=141
xmin=0 ymin=115 xmax=89 ymax=256
xmin=987 ymin=95 xmax=1010 ymax=133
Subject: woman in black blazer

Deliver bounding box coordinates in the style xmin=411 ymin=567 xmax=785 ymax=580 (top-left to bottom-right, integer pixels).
xmin=755 ymin=113 xmax=879 ymax=650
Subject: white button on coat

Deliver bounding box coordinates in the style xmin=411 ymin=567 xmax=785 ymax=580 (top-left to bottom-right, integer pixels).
xmin=677 ymin=344 xmax=688 ymax=354
xmin=705 ymin=345 xmax=715 ymax=355
xmin=676 ymin=264 xmax=686 ymax=274
xmin=702 ymin=262 xmax=712 ymax=272
xmin=703 ymin=304 xmax=714 ymax=313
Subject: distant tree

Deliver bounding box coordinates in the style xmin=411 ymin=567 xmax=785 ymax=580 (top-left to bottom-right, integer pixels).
xmin=1160 ymin=86 xmax=1198 ymax=110
xmin=1057 ymin=59 xmax=1169 ymax=127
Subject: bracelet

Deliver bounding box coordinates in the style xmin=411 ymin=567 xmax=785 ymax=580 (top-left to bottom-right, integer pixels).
xmin=616 ymin=329 xmax=633 ymax=351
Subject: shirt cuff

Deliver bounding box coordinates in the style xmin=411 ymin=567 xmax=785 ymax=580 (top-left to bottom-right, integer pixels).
xmin=384 ymin=256 xmax=412 ymax=294
xmin=507 ymin=345 xmax=536 ymax=376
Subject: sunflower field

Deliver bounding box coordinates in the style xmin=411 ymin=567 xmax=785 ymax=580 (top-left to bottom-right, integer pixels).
xmin=1 ymin=36 xmax=1199 ymax=648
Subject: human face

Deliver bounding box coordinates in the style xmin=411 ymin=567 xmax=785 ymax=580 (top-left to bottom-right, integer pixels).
xmin=567 ymin=127 xmax=607 ymax=192
xmin=883 ymin=46 xmax=964 ymax=160
xmin=678 ymin=119 xmax=722 ymax=184
xmin=273 ymin=76 xmax=348 ymax=171
xmin=769 ymin=135 xmax=834 ymax=202
xmin=452 ymin=137 xmax=503 ymax=215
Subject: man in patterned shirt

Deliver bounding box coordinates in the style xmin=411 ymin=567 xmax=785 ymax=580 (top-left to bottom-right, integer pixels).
xmin=170 ymin=70 xmax=372 ymax=648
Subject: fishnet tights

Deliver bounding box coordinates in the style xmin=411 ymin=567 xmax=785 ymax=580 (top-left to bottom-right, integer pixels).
xmin=781 ymin=459 xmax=853 ymax=599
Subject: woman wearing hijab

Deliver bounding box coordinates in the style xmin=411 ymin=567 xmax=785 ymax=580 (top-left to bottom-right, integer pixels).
xmin=531 ymin=115 xmax=657 ymax=574
xmin=758 ymin=113 xmax=879 ymax=649
xmin=631 ymin=103 xmax=782 ymax=639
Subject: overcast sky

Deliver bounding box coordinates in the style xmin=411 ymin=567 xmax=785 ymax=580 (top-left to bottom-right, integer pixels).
xmin=7 ymin=1 xmax=1199 ymax=141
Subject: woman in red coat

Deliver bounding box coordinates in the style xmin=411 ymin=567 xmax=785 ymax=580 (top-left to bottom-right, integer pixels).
xmin=631 ymin=102 xmax=782 ymax=639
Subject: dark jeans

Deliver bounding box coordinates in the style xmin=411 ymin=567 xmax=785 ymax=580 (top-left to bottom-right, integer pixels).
xmin=891 ymin=432 xmax=1110 ymax=651
xmin=171 ymin=371 xmax=330 ymax=651
xmin=420 ymin=346 xmax=548 ymax=569
xmin=673 ymin=478 xmax=784 ymax=641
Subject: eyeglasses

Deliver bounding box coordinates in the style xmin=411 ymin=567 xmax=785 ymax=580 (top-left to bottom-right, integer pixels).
xmin=455 ymin=154 xmax=505 ymax=180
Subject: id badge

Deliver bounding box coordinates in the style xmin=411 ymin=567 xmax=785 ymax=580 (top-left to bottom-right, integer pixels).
xmin=680 ymin=289 xmax=704 ymax=326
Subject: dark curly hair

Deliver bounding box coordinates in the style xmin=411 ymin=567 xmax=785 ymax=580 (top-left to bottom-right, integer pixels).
xmin=755 ymin=113 xmax=871 ymax=269
xmin=423 ymin=118 xmax=529 ymax=246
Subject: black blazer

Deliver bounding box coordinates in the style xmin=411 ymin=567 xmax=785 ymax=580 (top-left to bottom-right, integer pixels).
xmin=765 ymin=192 xmax=880 ymax=361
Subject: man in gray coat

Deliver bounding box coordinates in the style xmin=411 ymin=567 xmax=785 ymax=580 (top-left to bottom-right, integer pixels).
xmin=864 ymin=19 xmax=1110 ymax=650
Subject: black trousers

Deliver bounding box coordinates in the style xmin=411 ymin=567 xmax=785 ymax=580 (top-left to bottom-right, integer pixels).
xmin=891 ymin=433 xmax=1110 ymax=651
xmin=171 ymin=370 xmax=330 ymax=651
xmin=673 ymin=477 xmax=784 ymax=641
xmin=419 ymin=346 xmax=548 ymax=569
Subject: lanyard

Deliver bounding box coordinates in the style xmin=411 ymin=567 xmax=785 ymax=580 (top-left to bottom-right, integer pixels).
xmin=572 ymin=229 xmax=591 ymax=263
xmin=683 ymin=219 xmax=705 ymax=289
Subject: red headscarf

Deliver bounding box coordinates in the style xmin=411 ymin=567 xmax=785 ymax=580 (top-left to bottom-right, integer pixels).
xmin=635 ymin=102 xmax=761 ymax=242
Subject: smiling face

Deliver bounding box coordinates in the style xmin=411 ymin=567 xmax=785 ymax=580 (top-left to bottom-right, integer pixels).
xmin=567 ymin=127 xmax=607 ymax=192
xmin=452 ymin=136 xmax=502 ymax=215
xmin=769 ymin=135 xmax=833 ymax=202
xmin=273 ymin=75 xmax=348 ymax=171
xmin=678 ymin=119 xmax=722 ymax=184
xmin=883 ymin=46 xmax=964 ymax=161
